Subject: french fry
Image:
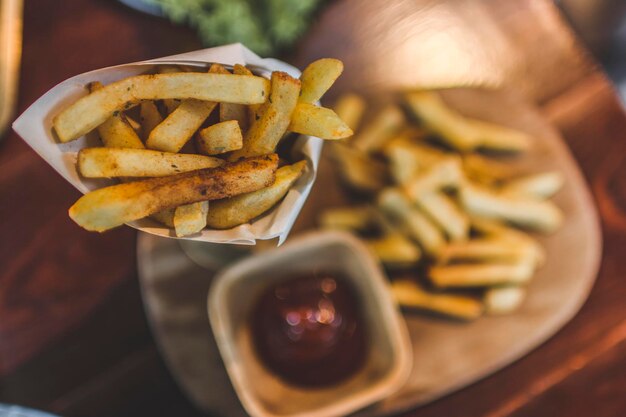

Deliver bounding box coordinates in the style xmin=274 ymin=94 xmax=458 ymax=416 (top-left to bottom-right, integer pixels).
xmin=405 ymin=90 xmax=479 ymax=151
xmin=150 ymin=208 xmax=174 ymax=227
xmin=139 ymin=101 xmax=163 ymax=140
xmin=470 ymin=119 xmax=531 ymax=153
xmin=412 ymin=191 xmax=469 ymax=241
xmin=208 ymin=64 xmax=249 ymax=132
xmin=384 ymin=139 xmax=447 ymax=185
xmin=146 ymin=66 xmax=225 ymax=153
xmin=299 ymin=58 xmax=344 ymax=104
xmin=334 ymin=93 xmax=366 ymax=132
xmin=484 ymin=286 xmax=526 ymax=314
xmin=54 ymin=72 xmax=270 ymax=143
xmin=156 ymin=66 xmax=184 ymax=113
xmin=462 ymin=153 xmax=514 ymax=185
xmin=429 ymin=257 xmax=535 ymax=287
xmin=197 ymin=120 xmax=243 ymax=155
xmin=319 ymin=206 xmax=374 ymax=231
xmin=460 ymin=182 xmax=563 ymax=233
xmin=69 ymin=154 xmax=278 ymax=232
xmin=391 ymin=280 xmax=483 ymax=320
xmin=404 ymin=157 xmax=463 ymax=198
xmin=365 ymin=234 xmax=421 ymax=268
xmin=438 ymin=237 xmax=539 ymax=264
xmin=88 ymin=82 xmax=144 ymax=149
xmin=378 ymin=188 xmax=445 ymax=256
xmin=229 ymin=72 xmax=301 ymax=160
xmin=352 ymin=105 xmax=405 ymax=153
xmin=501 ymin=171 xmax=564 ymax=199
xmin=329 ymin=143 xmax=387 ymax=192
xmin=233 ymin=64 xmax=263 ymax=127
xmin=173 ymin=201 xmax=209 ymax=237
xmin=77 ymin=147 xmax=224 ymax=178
xmin=206 ymin=160 xmax=306 ymax=229
xmin=288 ymin=103 xmax=353 ymax=140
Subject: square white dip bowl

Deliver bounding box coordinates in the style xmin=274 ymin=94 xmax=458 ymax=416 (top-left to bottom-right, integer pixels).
xmin=208 ymin=230 xmax=412 ymax=417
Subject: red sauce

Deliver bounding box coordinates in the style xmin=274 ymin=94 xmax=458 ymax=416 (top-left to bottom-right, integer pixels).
xmin=250 ymin=272 xmax=368 ymax=388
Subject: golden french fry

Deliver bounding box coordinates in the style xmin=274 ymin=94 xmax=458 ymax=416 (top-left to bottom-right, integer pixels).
xmin=352 ymin=105 xmax=404 ymax=153
xmin=77 ymin=147 xmax=223 ymax=178
xmin=384 ymin=139 xmax=447 ymax=185
xmin=365 ymin=234 xmax=421 ymax=268
xmin=229 ymin=72 xmax=301 ymax=160
xmin=405 ymin=90 xmax=478 ymax=151
xmin=469 ymin=119 xmax=531 ymax=153
xmin=233 ymin=64 xmax=263 ymax=127
xmin=412 ymin=191 xmax=469 ymax=241
xmin=318 ymin=206 xmax=374 ymax=231
xmin=197 ymin=120 xmax=243 ymax=155
xmin=484 ymin=286 xmax=526 ymax=315
xmin=438 ymin=237 xmax=539 ymax=264
xmin=288 ymin=103 xmax=353 ymax=140
xmin=139 ymin=101 xmax=163 ymax=140
xmin=174 ymin=201 xmax=209 ymax=237
xmin=333 ymin=93 xmax=366 ymax=132
xmin=392 ymin=280 xmax=483 ymax=320
xmin=299 ymin=58 xmax=343 ymax=104
xmin=501 ymin=171 xmax=564 ymax=199
xmin=206 ymin=160 xmax=306 ymax=229
xmin=429 ymin=257 xmax=535 ymax=287
xmin=403 ymin=157 xmax=463 ymax=197
xmin=462 ymin=153 xmax=514 ymax=185
xmin=69 ymin=154 xmax=278 ymax=232
xmin=460 ymin=182 xmax=563 ymax=233
xmin=329 ymin=143 xmax=387 ymax=192
xmin=378 ymin=188 xmax=445 ymax=256
xmin=54 ymin=72 xmax=270 ymax=143
xmin=88 ymin=82 xmax=144 ymax=149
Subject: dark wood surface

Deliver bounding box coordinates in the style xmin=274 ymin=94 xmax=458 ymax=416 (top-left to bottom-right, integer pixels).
xmin=1 ymin=0 xmax=625 ymax=416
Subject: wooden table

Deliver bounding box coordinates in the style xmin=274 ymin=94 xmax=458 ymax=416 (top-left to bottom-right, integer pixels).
xmin=1 ymin=0 xmax=625 ymax=416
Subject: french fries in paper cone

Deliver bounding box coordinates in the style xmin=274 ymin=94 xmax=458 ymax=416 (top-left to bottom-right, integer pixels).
xmin=12 ymin=44 xmax=324 ymax=245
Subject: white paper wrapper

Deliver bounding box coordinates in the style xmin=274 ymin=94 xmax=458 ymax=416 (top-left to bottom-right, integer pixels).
xmin=12 ymin=44 xmax=323 ymax=245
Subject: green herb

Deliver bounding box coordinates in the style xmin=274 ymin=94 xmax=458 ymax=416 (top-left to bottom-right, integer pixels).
xmin=144 ymin=0 xmax=325 ymax=55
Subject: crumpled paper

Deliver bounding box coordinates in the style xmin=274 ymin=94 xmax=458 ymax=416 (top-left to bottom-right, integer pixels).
xmin=13 ymin=43 xmax=322 ymax=245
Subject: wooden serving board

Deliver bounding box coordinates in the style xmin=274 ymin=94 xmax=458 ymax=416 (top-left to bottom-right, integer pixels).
xmin=137 ymin=88 xmax=601 ymax=417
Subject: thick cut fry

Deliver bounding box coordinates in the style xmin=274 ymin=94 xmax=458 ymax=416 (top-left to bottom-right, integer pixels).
xmin=88 ymin=82 xmax=144 ymax=149
xmin=139 ymin=101 xmax=163 ymax=140
xmin=438 ymin=237 xmax=539 ymax=264
xmin=334 ymin=93 xmax=366 ymax=132
xmin=69 ymin=154 xmax=278 ymax=232
xmin=329 ymin=143 xmax=387 ymax=192
xmin=197 ymin=120 xmax=243 ymax=155
xmin=413 ymin=191 xmax=469 ymax=241
xmin=405 ymin=91 xmax=478 ymax=151
xmin=54 ymin=72 xmax=270 ymax=143
xmin=460 ymin=182 xmax=563 ymax=233
xmin=392 ymin=280 xmax=483 ymax=320
xmin=378 ymin=188 xmax=445 ymax=256
xmin=462 ymin=153 xmax=514 ymax=185
xmin=77 ymin=147 xmax=223 ymax=178
xmin=469 ymin=119 xmax=531 ymax=153
xmin=174 ymin=201 xmax=209 ymax=237
xmin=352 ymin=105 xmax=405 ymax=153
xmin=319 ymin=206 xmax=374 ymax=231
xmin=404 ymin=157 xmax=463 ymax=198
xmin=429 ymin=258 xmax=535 ymax=287
xmin=484 ymin=287 xmax=526 ymax=314
xmin=288 ymin=103 xmax=353 ymax=139
xmin=210 ymin=63 xmax=249 ymax=132
xmin=501 ymin=171 xmax=564 ymax=199
xmin=299 ymin=58 xmax=343 ymax=104
xmin=365 ymin=234 xmax=421 ymax=268
xmin=206 ymin=160 xmax=306 ymax=229
xmin=233 ymin=64 xmax=262 ymax=126
xmin=151 ymin=208 xmax=174 ymax=227
xmin=384 ymin=139 xmax=447 ymax=185
xmin=229 ymin=72 xmax=301 ymax=160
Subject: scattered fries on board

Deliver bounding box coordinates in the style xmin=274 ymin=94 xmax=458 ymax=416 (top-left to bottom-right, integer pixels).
xmin=53 ymin=59 xmax=351 ymax=237
xmin=320 ymin=89 xmax=565 ymax=320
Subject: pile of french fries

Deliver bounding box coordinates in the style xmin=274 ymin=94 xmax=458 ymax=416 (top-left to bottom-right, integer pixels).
xmin=53 ymin=59 xmax=351 ymax=237
xmin=321 ymin=90 xmax=565 ymax=320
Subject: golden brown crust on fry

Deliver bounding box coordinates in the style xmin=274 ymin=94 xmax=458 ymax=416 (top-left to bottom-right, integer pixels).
xmin=69 ymin=154 xmax=278 ymax=232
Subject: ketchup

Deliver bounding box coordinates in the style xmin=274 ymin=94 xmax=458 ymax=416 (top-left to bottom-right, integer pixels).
xmin=250 ymin=272 xmax=368 ymax=388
